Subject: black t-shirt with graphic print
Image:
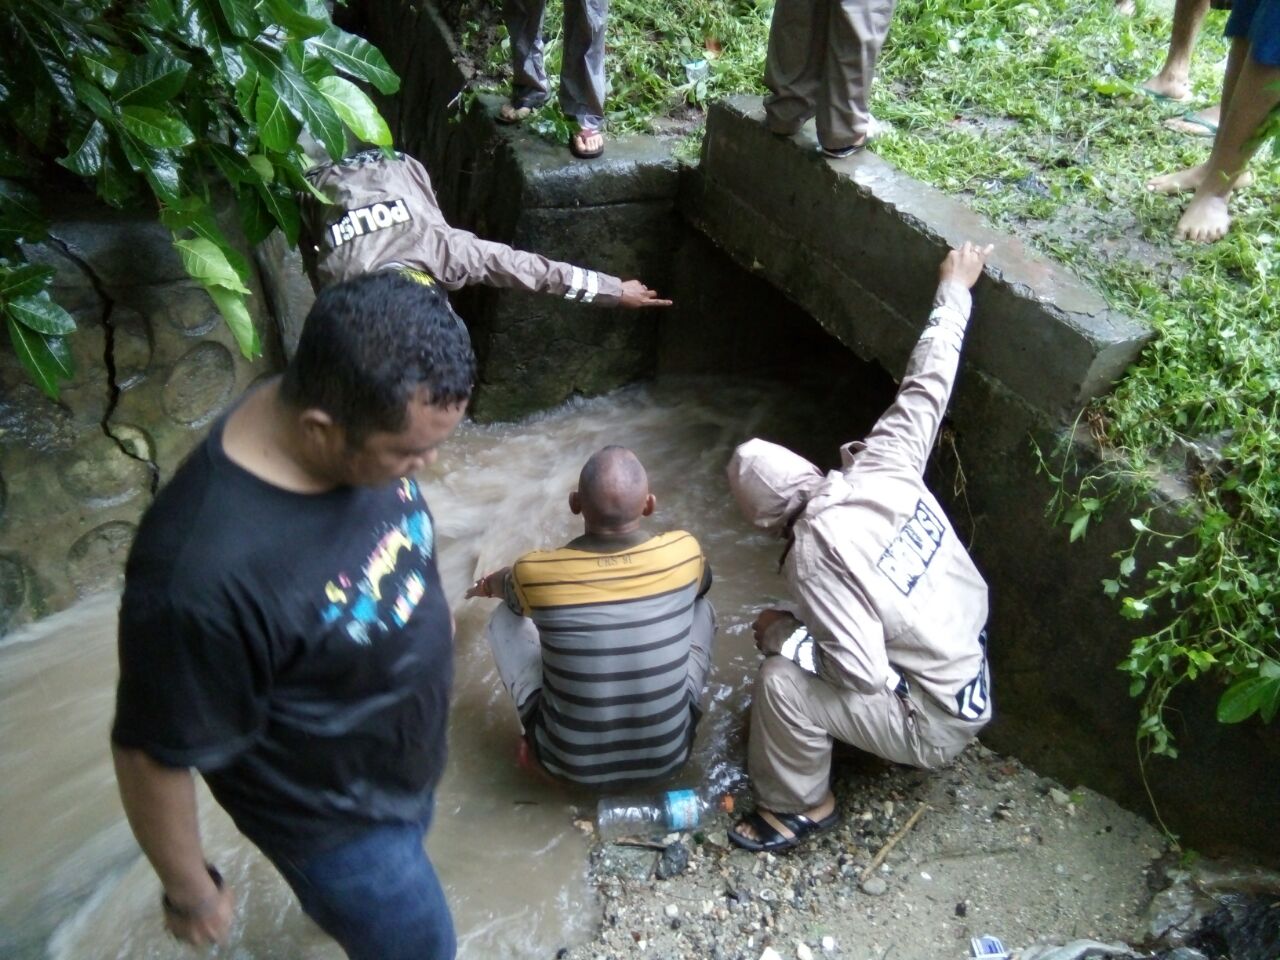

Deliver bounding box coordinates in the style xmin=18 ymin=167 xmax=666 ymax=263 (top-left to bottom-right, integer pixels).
xmin=112 ymin=416 xmax=453 ymax=859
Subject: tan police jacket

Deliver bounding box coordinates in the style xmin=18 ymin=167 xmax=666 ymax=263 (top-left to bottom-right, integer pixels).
xmin=301 ymin=151 xmax=623 ymax=305
xmin=786 ymin=281 xmax=992 ymax=723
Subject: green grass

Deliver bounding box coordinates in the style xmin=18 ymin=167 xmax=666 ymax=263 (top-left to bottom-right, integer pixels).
xmin=448 ymin=0 xmax=1280 ymax=755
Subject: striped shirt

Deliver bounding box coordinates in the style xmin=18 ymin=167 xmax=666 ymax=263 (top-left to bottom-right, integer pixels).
xmin=506 ymin=530 xmax=710 ymax=787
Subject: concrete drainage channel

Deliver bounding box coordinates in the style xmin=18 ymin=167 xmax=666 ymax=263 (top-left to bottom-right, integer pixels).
xmin=352 ymin=0 xmax=1277 ymax=860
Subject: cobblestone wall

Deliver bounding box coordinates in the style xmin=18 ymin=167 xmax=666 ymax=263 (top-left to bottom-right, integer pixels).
xmin=0 ymin=198 xmax=286 ymax=633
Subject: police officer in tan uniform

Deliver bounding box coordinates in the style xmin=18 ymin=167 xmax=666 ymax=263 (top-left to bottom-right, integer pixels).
xmin=301 ymin=150 xmax=669 ymax=308
xmin=726 ymin=242 xmax=994 ymax=852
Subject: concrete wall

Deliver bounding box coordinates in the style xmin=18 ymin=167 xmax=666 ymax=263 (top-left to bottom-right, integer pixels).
xmin=347 ymin=4 xmax=1277 ymax=858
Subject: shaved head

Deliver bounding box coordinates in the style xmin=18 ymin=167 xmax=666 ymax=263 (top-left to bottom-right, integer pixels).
xmin=577 ymin=446 xmax=651 ymax=530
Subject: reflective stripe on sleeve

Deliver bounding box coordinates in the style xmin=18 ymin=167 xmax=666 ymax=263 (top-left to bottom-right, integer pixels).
xmin=582 ymin=270 xmax=599 ymax=304
xmin=564 ymin=266 xmax=585 ymax=300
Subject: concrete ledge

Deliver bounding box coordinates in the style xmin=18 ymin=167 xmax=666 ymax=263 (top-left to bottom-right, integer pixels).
xmin=690 ymin=96 xmax=1153 ymax=422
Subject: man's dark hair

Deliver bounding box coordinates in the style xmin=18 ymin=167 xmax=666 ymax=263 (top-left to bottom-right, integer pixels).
xmin=280 ymin=272 xmax=475 ymax=441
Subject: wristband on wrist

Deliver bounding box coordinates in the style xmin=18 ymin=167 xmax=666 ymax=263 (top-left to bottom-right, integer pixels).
xmin=162 ymin=863 xmax=223 ymax=920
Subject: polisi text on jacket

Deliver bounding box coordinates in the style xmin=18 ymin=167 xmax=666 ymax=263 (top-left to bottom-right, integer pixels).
xmin=328 ymin=199 xmax=412 ymax=248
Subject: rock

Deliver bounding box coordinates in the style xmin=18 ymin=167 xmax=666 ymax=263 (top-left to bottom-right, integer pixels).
xmin=664 ymin=904 xmax=679 ymax=919
xmin=760 ymin=948 xmax=783 ymax=960
xmin=656 ymin=841 xmax=690 ymax=880
xmin=821 ymin=935 xmax=836 ymax=953
xmin=796 ymin=941 xmax=814 ymax=960
xmin=1049 ymin=788 xmax=1072 ymax=806
xmin=860 ymin=877 xmax=889 ymax=896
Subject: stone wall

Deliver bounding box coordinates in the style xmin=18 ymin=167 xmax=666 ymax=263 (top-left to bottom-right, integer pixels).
xmin=0 ymin=193 xmax=284 ymax=632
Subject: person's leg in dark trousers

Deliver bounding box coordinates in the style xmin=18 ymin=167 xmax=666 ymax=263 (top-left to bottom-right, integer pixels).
xmin=561 ymin=0 xmax=609 ymax=154
xmin=764 ymin=0 xmax=828 ymax=135
xmin=817 ymin=0 xmax=896 ymax=151
xmin=269 ymin=814 xmax=456 ymax=960
xmin=503 ymin=0 xmax=551 ymax=114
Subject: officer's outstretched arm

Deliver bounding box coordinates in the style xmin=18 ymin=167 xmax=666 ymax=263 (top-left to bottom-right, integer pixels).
xmin=854 ymin=243 xmax=992 ymax=476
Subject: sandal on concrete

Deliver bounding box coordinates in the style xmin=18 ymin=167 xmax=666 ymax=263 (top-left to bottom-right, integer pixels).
xmin=727 ymin=808 xmax=840 ymax=853
xmin=570 ymin=126 xmax=605 ymax=160
xmin=820 ymin=140 xmax=866 ymax=160
xmin=497 ymin=93 xmax=547 ymax=125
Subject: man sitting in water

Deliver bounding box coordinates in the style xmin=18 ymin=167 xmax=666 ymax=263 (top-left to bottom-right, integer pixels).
xmin=467 ymin=446 xmax=715 ymax=786
xmin=724 ymin=243 xmax=995 ymax=852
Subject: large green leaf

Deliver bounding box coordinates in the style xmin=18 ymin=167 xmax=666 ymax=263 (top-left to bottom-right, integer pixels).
xmin=206 ymin=284 xmax=262 ymax=359
xmin=0 ymin=180 xmax=48 ymax=248
xmin=207 ymin=143 xmax=256 ymax=185
xmin=255 ymin=182 xmax=300 ymax=246
xmin=7 ymin=292 xmax=77 ymax=335
xmin=1217 ymin=675 xmax=1280 ymax=724
xmin=214 ymin=0 xmax=262 ymax=39
xmin=261 ymin=0 xmax=330 ymax=39
xmin=120 ymin=106 xmax=195 ymax=148
xmin=234 ymin=65 xmax=259 ymax=120
xmin=248 ymin=48 xmax=346 ymax=159
xmin=6 ymin=314 xmax=72 ymax=400
xmin=0 ymin=264 xmax=56 ymax=300
xmin=73 ymin=77 xmax=116 ymax=123
xmin=79 ymin=53 xmax=120 ymax=90
xmin=315 ymin=76 xmax=392 ymax=147
xmin=113 ymin=52 xmax=192 ymax=106
xmin=160 ymin=199 xmax=253 ymax=285
xmin=254 ymin=81 xmax=301 ymax=153
xmin=173 ymin=237 xmax=251 ymax=294
xmin=306 ymin=27 xmax=400 ymax=94
xmin=237 ymin=187 xmax=276 ymax=246
xmin=117 ymin=131 xmax=182 ymax=202
xmin=59 ymin=120 xmax=109 ymax=177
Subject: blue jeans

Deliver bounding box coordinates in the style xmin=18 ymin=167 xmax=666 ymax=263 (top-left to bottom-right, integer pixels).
xmin=267 ymin=810 xmax=455 ymax=960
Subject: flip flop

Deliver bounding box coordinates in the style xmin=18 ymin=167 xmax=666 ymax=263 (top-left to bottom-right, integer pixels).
xmin=820 ymin=141 xmax=866 ymax=160
xmin=727 ymin=808 xmax=841 ymax=853
xmin=1162 ymin=112 xmax=1219 ymax=137
xmin=570 ymin=127 xmax=604 ymax=160
xmin=1140 ymin=86 xmax=1193 ymax=105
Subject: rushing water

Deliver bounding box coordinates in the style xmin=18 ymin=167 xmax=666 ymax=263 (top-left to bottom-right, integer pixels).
xmin=0 ymin=376 xmax=883 ymax=959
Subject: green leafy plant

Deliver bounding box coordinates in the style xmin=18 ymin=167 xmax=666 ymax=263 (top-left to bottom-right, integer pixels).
xmin=0 ymin=0 xmax=400 ymax=398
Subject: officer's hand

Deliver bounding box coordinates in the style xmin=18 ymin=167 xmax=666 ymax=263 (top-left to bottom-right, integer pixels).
xmin=752 ymin=608 xmax=799 ymax=655
xmin=163 ymin=881 xmax=235 ymax=948
xmin=939 ymin=242 xmax=994 ymax=290
xmin=618 ymin=279 xmax=673 ymax=309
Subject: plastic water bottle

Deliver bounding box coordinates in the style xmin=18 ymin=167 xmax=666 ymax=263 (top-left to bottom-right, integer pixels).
xmin=596 ymin=788 xmax=734 ymax=840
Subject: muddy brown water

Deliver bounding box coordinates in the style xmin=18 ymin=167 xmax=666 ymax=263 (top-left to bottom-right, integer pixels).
xmin=0 ymin=376 xmax=885 ymax=959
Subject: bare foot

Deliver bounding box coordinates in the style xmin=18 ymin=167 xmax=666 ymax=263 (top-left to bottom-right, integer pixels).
xmin=1176 ymin=192 xmax=1232 ymax=243
xmin=1147 ymin=163 xmax=1254 ymax=195
xmin=731 ymin=791 xmax=836 ymax=844
xmin=1141 ymin=73 xmax=1192 ymax=103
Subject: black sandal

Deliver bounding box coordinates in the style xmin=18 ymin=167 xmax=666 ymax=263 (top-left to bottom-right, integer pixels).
xmin=570 ymin=126 xmax=605 ymax=159
xmin=727 ymin=808 xmax=840 ymax=853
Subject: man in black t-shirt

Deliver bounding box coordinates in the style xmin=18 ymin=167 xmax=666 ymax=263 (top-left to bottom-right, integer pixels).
xmin=111 ymin=272 xmax=475 ymax=960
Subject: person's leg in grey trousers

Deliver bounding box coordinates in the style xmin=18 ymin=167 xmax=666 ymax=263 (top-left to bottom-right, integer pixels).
xmin=559 ymin=0 xmax=609 ymax=129
xmin=816 ymin=0 xmax=896 ymax=150
xmin=487 ymin=605 xmax=543 ymax=724
xmin=764 ymin=0 xmax=829 ymax=134
xmin=684 ymin=598 xmax=717 ymax=705
xmin=503 ymin=0 xmax=551 ymax=107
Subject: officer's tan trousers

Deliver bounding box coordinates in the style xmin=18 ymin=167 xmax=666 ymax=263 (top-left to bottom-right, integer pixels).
xmin=747 ymin=656 xmax=988 ymax=813
xmin=763 ymin=0 xmax=896 ymax=150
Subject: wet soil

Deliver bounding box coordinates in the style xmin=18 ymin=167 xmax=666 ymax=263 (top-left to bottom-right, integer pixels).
xmin=563 ymin=743 xmax=1174 ymax=960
